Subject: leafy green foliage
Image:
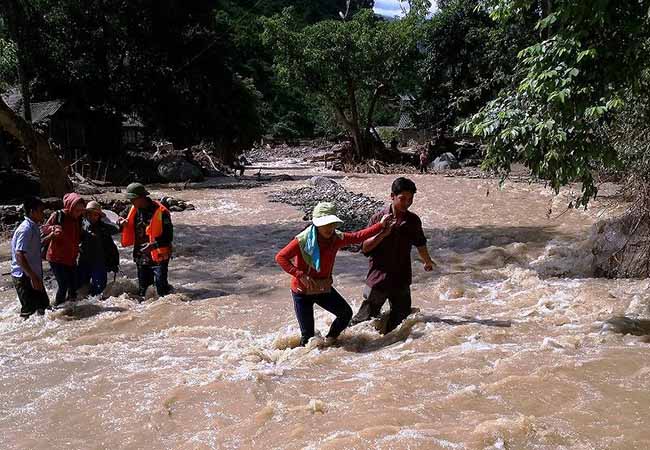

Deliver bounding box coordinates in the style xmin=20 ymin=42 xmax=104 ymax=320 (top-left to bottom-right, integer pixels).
xmin=417 ymin=0 xmax=535 ymax=130
xmin=0 ymin=36 xmax=17 ymax=90
xmin=461 ymin=0 xmax=650 ymax=207
xmin=263 ymin=6 xmax=426 ymax=157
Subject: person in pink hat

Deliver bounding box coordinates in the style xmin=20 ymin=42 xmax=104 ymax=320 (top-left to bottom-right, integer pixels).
xmin=42 ymin=192 xmax=86 ymax=306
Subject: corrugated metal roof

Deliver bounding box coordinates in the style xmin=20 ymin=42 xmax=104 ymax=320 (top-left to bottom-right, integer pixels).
xmin=30 ymin=100 xmax=65 ymax=123
xmin=1 ymin=89 xmax=65 ymax=123
xmin=2 ymin=88 xmax=22 ymax=111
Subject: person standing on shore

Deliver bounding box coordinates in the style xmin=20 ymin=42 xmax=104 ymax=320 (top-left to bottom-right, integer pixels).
xmin=10 ymin=197 xmax=59 ymax=318
xmin=419 ymin=148 xmax=429 ymax=174
xmin=351 ymin=177 xmax=436 ymax=333
xmin=275 ymin=202 xmax=394 ymax=346
xmin=43 ymin=192 xmax=86 ymax=306
xmin=121 ymin=183 xmax=173 ymax=299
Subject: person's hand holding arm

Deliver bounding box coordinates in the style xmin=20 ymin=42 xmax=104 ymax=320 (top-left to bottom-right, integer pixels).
xmin=41 ymin=213 xmax=62 ymax=244
xmin=361 ymin=214 xmax=395 ymax=254
xmin=41 ymin=225 xmax=61 ymax=244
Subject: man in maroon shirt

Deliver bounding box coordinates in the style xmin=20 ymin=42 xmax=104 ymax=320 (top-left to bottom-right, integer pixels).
xmin=351 ymin=177 xmax=436 ymax=333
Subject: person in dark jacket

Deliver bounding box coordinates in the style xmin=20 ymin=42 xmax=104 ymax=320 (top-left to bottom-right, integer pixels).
xmin=351 ymin=177 xmax=437 ymax=333
xmin=78 ymin=201 xmax=121 ymax=297
xmin=121 ymin=183 xmax=173 ymax=299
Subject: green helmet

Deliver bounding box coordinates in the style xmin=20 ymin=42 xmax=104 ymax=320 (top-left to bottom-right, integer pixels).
xmin=125 ymin=182 xmax=150 ymax=200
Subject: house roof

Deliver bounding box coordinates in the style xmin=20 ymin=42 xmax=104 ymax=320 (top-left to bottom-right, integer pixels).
xmin=122 ymin=114 xmax=145 ymax=128
xmin=2 ymin=89 xmax=65 ymax=124
xmin=30 ymin=100 xmax=65 ymax=123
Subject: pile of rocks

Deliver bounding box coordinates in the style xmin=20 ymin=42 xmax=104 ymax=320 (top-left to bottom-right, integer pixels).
xmin=269 ymin=176 xmax=384 ymax=232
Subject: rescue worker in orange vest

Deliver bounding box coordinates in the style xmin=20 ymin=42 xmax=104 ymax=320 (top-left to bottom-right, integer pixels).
xmin=121 ymin=183 xmax=174 ymax=299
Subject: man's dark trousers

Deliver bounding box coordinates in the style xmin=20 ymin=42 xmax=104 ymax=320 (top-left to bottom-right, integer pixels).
xmin=351 ymin=284 xmax=412 ymax=333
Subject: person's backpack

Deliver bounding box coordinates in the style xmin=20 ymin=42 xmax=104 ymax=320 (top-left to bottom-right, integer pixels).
xmin=41 ymin=210 xmax=64 ymax=260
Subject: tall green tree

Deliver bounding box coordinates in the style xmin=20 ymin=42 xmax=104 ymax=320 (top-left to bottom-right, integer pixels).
xmin=416 ymin=0 xmax=535 ymax=130
xmin=264 ymin=5 xmax=427 ymax=158
xmin=461 ymin=0 xmax=650 ymax=206
xmin=214 ymin=0 xmax=376 ymax=139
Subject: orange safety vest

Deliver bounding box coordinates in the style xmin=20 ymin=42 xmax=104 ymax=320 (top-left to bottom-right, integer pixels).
xmin=121 ymin=201 xmax=172 ymax=263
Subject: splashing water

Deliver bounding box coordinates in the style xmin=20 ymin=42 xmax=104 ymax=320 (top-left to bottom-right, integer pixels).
xmin=1 ymin=169 xmax=650 ymax=449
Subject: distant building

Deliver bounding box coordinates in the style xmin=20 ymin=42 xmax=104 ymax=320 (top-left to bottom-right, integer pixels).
xmin=3 ymin=90 xmax=87 ymax=148
xmin=2 ymin=89 xmax=125 ymax=156
xmin=122 ymin=114 xmax=146 ymax=145
xmin=396 ymin=93 xmax=434 ymax=145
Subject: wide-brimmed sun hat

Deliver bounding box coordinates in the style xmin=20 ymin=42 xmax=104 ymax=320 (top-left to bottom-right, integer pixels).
xmin=311 ymin=202 xmax=344 ymax=227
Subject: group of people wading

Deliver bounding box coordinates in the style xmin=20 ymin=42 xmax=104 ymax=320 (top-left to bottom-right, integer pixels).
xmin=11 ymin=176 xmax=434 ymax=347
xmin=10 ymin=183 xmax=173 ymax=317
xmin=276 ymin=177 xmax=435 ymax=346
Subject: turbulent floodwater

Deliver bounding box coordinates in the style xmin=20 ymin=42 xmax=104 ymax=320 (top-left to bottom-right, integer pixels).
xmin=2 ymin=165 xmax=650 ymax=450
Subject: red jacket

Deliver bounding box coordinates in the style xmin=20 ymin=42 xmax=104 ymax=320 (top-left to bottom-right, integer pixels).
xmin=42 ymin=193 xmax=84 ymax=266
xmin=275 ymin=223 xmax=383 ymax=293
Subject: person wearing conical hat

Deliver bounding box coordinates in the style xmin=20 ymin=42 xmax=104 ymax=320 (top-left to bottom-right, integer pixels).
xmin=275 ymin=202 xmax=394 ymax=346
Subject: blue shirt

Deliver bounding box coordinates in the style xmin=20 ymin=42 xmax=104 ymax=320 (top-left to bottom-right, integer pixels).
xmin=11 ymin=217 xmax=43 ymax=279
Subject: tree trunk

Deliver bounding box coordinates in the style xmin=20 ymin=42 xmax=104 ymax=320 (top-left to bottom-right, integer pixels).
xmin=4 ymin=0 xmax=32 ymax=121
xmin=0 ymin=96 xmax=71 ymax=197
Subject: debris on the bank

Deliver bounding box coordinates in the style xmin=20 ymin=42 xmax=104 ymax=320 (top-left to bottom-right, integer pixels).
xmin=268 ymin=176 xmax=384 ymax=232
xmin=157 ymin=156 xmax=204 ymax=182
xmin=431 ymin=152 xmax=460 ymax=170
xmin=101 ymin=196 xmax=195 ymax=217
xmin=1 ymin=197 xmax=63 ymax=231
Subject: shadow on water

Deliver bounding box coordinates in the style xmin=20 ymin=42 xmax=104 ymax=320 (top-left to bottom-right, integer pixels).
xmin=54 ymin=303 xmax=128 ymax=320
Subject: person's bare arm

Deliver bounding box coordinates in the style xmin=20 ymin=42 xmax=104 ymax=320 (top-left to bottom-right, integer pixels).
xmin=416 ymin=245 xmax=436 ymax=272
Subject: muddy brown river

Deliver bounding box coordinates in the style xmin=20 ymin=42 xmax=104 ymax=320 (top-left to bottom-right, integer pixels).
xmin=1 ymin=164 xmax=649 ymax=449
